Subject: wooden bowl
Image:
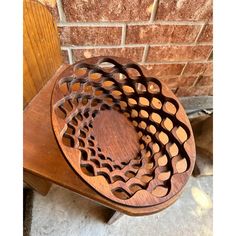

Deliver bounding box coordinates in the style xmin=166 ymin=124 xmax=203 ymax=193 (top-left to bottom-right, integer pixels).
xmin=51 ymin=56 xmax=196 ymax=207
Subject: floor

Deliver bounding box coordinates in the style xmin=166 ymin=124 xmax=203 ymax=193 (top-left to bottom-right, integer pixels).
xmin=30 ymin=176 xmax=212 ymax=236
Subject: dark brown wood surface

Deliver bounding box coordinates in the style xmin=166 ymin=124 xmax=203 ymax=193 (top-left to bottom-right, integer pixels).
xmin=93 ymin=109 xmax=140 ymax=163
xmin=23 ymin=0 xmax=62 ymax=107
xmin=24 ymin=65 xmax=186 ymax=216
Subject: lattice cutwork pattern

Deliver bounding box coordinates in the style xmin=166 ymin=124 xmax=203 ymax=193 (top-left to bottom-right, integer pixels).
xmin=51 ymin=57 xmax=196 ymax=207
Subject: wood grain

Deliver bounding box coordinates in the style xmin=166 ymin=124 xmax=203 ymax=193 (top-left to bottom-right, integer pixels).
xmin=24 ymin=170 xmax=52 ymax=196
xmin=51 ymin=56 xmax=196 ymax=208
xmin=24 ymin=65 xmax=186 ymax=216
xmin=23 ymin=0 xmax=62 ymax=107
xmin=93 ymin=109 xmax=140 ymax=163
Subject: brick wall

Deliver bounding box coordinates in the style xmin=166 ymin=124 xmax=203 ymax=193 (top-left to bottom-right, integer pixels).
xmin=43 ymin=0 xmax=213 ymax=97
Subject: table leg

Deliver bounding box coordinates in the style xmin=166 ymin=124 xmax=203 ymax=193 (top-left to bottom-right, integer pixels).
xmin=107 ymin=211 xmax=124 ymax=224
xmin=24 ymin=171 xmax=52 ymax=196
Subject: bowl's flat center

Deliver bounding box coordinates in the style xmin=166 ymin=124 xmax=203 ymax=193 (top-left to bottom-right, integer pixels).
xmin=93 ymin=109 xmax=140 ymax=163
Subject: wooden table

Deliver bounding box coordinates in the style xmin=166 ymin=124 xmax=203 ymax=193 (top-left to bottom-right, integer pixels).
xmin=23 ymin=0 xmax=188 ymax=224
xmin=24 ymin=64 xmax=185 ymax=223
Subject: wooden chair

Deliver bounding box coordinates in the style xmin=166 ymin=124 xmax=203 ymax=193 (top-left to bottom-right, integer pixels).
xmin=23 ymin=0 xmax=195 ymax=224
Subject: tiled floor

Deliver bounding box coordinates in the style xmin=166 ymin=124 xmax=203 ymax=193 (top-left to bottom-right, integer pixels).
xmin=30 ymin=176 xmax=212 ymax=236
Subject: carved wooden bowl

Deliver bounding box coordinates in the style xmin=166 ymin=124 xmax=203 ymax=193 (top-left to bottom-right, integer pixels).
xmin=51 ymin=56 xmax=196 ymax=208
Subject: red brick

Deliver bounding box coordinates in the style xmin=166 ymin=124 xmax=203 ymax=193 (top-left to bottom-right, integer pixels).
xmin=156 ymin=0 xmax=213 ymax=21
xmin=175 ymin=87 xmax=189 ymax=97
xmin=62 ymin=0 xmax=153 ymax=22
xmin=175 ymin=87 xmax=190 ymax=96
xmin=126 ymin=24 xmax=201 ymax=44
xmin=159 ymin=77 xmax=179 ymax=89
xmin=203 ymin=62 xmax=213 ymax=76
xmin=208 ymin=51 xmax=213 ymax=61
xmin=158 ymin=76 xmax=197 ymax=90
xmin=182 ymin=62 xmax=212 ymax=75
xmin=195 ymin=75 xmax=213 ymax=86
xmin=143 ymin=64 xmax=185 ymax=77
xmin=72 ymin=47 xmax=144 ymax=62
xmin=178 ymin=76 xmax=198 ymax=87
xmin=208 ymin=86 xmax=213 ymax=95
xmin=146 ymin=45 xmax=212 ymax=62
xmin=61 ymin=50 xmax=69 ymax=64
xmin=176 ymin=86 xmax=212 ymax=96
xmin=198 ymin=24 xmax=213 ymax=43
xmin=39 ymin=1 xmax=59 ymax=22
xmin=59 ymin=27 xmax=122 ymax=46
xmin=188 ymin=86 xmax=213 ymax=96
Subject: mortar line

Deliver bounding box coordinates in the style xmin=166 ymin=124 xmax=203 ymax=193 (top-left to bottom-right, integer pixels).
xmin=140 ymin=59 xmax=212 ymax=64
xmin=147 ymin=42 xmax=212 ymax=46
xmin=67 ymin=48 xmax=73 ymax=64
xmin=180 ymin=63 xmax=188 ymax=76
xmin=57 ymin=20 xmax=206 ymax=27
xmin=61 ymin=48 xmax=72 ymax=64
xmin=194 ymin=23 xmax=206 ymax=43
xmin=57 ymin=22 xmax=125 ymax=27
xmin=149 ymin=0 xmax=159 ymax=22
xmin=128 ymin=20 xmax=205 ymax=26
xmin=61 ymin=42 xmax=212 ymax=50
xmin=121 ymin=24 xmax=127 ymax=46
xmin=192 ymin=75 xmax=201 ymax=87
xmin=131 ymin=61 xmax=210 ymax=65
xmin=141 ymin=45 xmax=149 ymax=63
xmin=56 ymin=0 xmax=66 ymax=22
xmin=63 ymin=49 xmax=211 ymax=65
xmin=61 ymin=45 xmax=144 ymax=50
xmin=207 ymin=48 xmax=213 ymax=61
xmin=60 ymin=46 xmax=212 ymax=65
xmin=139 ymin=61 xmax=186 ymax=65
xmin=146 ymin=74 xmax=188 ymax=79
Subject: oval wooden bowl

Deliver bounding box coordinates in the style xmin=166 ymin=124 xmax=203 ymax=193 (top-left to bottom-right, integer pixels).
xmin=51 ymin=56 xmax=196 ymax=208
